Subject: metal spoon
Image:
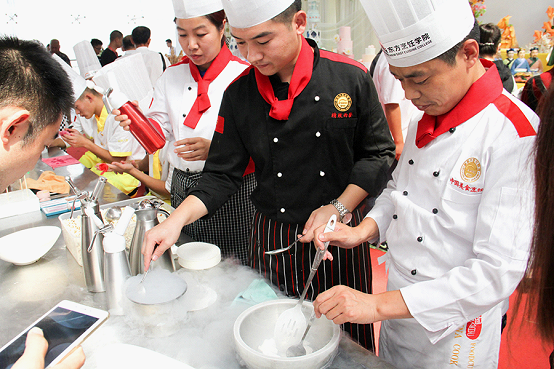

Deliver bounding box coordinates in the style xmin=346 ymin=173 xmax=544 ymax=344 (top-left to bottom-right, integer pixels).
xmin=105 ymin=206 xmax=122 ymax=222
xmin=286 ymin=312 xmax=316 ymax=357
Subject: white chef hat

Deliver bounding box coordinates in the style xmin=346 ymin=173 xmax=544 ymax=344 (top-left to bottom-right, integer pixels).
xmin=73 ymin=40 xmax=102 ymax=79
xmin=359 ymin=0 xmax=475 ymax=67
xmin=222 ymin=0 xmax=294 ymax=29
xmin=172 ymin=0 xmax=223 ymax=19
xmin=52 ymin=54 xmax=87 ymax=103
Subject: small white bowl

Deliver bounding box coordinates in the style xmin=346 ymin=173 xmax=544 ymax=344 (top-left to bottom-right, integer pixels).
xmin=177 ymin=242 xmax=221 ymax=270
xmin=0 ymin=226 xmax=60 ymax=265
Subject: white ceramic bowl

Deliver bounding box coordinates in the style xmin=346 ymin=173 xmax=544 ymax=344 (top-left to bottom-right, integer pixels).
xmin=0 ymin=226 xmax=61 ymax=265
xmin=177 ymin=242 xmax=221 ymax=270
xmin=234 ymin=299 xmax=340 ymax=369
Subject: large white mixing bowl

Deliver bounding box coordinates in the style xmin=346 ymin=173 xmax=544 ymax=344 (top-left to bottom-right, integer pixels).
xmin=234 ymin=299 xmax=340 ymax=369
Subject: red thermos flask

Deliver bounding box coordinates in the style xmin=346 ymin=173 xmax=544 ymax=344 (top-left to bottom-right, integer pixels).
xmin=103 ymin=87 xmax=165 ymax=154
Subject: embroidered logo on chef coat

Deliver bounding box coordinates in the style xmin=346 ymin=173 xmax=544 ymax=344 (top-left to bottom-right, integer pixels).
xmin=334 ymin=93 xmax=352 ymax=112
xmin=466 ymin=315 xmax=482 ymax=340
xmin=460 ymin=157 xmax=481 ymax=183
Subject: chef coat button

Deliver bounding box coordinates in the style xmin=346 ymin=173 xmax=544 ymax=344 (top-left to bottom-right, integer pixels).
xmin=185 ymin=168 xmax=190 ymax=172
xmin=182 ymin=113 xmax=186 ymax=117
xmin=433 ymin=171 xmax=440 ymax=177
xmin=277 ymin=172 xmax=282 ymax=177
xmin=280 ymin=208 xmax=286 ymax=213
xmin=316 ymin=131 xmax=321 ymax=137
xmin=432 ymin=208 xmax=438 ymax=214
xmin=449 ymin=127 xmax=456 ymax=133
xmin=320 ymin=171 xmax=325 ymax=177
xmin=411 ymin=269 xmax=417 ymax=275
xmin=408 ymin=159 xmax=414 ymax=165
xmin=403 ymin=191 xmax=408 ymax=196
xmin=188 ymin=87 xmax=192 ymax=91
xmin=315 ymin=96 xmax=320 ymax=102
xmin=273 ymin=137 xmax=279 ymax=143
xmin=392 ymin=214 xmax=397 ymax=219
xmin=417 ymin=236 xmax=423 ymax=242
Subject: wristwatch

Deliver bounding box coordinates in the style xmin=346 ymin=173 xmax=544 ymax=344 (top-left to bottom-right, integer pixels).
xmin=330 ymin=199 xmax=351 ymax=223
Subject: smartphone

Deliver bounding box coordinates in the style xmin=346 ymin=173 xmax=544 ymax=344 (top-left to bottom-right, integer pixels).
xmin=0 ymin=300 xmax=109 ymax=369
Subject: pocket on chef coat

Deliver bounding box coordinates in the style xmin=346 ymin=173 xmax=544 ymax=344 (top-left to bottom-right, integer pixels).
xmin=442 ymin=186 xmax=482 ymax=204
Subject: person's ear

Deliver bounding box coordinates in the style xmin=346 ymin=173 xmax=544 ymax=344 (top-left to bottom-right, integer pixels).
xmin=460 ymin=39 xmax=480 ymax=68
xmin=146 ymin=38 xmax=151 ymax=47
xmin=0 ymin=108 xmax=30 ymax=145
xmin=293 ymin=11 xmax=307 ymax=36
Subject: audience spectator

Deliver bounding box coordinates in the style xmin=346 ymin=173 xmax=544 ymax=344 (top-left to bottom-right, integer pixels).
xmin=478 ymin=23 xmax=516 ymax=93
xmin=131 ymin=26 xmax=170 ymax=85
xmin=49 ymin=39 xmax=71 ymax=66
xmin=122 ymin=35 xmax=138 ymax=56
xmin=100 ymin=30 xmax=123 ymax=66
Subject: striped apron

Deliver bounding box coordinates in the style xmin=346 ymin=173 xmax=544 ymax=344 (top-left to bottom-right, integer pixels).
xmin=171 ymin=169 xmax=256 ymax=265
xmin=249 ymin=208 xmax=375 ymax=352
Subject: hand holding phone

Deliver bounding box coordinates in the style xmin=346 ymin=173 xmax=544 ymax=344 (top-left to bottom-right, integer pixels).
xmin=0 ymin=301 xmax=108 ymax=369
xmin=12 ymin=327 xmax=85 ymax=369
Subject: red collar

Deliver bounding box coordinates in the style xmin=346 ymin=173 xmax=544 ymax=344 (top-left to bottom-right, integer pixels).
xmin=254 ymin=37 xmax=313 ymax=121
xmin=415 ymin=60 xmax=503 ymax=148
xmin=181 ymin=44 xmax=233 ymax=129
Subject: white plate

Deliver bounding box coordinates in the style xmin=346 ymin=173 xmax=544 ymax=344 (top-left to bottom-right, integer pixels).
xmin=0 ymin=226 xmax=60 ymax=265
xmin=94 ymin=343 xmax=195 ymax=369
xmin=177 ymin=242 xmax=221 ymax=270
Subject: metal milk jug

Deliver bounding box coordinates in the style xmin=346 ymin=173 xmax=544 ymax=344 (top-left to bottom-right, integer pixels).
xmin=129 ymin=199 xmax=174 ymax=275
xmin=73 ymin=176 xmax=107 ymax=293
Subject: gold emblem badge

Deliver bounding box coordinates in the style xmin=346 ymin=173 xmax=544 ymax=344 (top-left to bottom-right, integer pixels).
xmin=334 ymin=93 xmax=352 ymax=112
xmin=460 ymin=157 xmax=481 ymax=183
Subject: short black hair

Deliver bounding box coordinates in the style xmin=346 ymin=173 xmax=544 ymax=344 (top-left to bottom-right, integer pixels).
xmin=272 ymin=0 xmax=302 ymax=27
xmin=122 ymin=35 xmax=135 ymax=50
xmin=132 ymin=26 xmax=151 ymax=46
xmin=166 ymin=39 xmax=172 ymax=43
xmin=91 ymin=38 xmax=103 ymax=47
xmin=0 ymin=36 xmax=73 ymax=145
xmin=110 ymin=30 xmax=123 ymax=42
xmin=478 ymin=23 xmax=501 ymax=57
xmin=435 ymin=19 xmax=480 ymax=66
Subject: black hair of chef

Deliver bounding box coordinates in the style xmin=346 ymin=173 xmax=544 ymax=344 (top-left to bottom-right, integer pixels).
xmin=436 ymin=19 xmax=481 ymax=66
xmin=272 ymin=0 xmax=302 ymax=27
xmin=0 ymin=36 xmax=73 ymax=145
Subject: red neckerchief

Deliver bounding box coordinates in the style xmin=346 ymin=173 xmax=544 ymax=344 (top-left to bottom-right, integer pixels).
xmin=415 ymin=59 xmax=503 ymax=148
xmin=182 ymin=43 xmax=233 ymax=129
xmin=254 ymin=37 xmax=313 ymax=120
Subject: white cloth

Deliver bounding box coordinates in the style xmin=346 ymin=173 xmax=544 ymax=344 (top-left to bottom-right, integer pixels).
xmin=136 ymin=47 xmax=170 ymax=86
xmin=367 ymin=91 xmax=538 ymax=368
xmin=91 ymin=113 xmax=145 ymax=161
xmin=122 ymin=49 xmax=140 ymax=58
xmin=172 ymin=0 xmax=223 ymax=19
xmin=147 ymin=58 xmax=249 ymax=173
xmin=372 ymin=54 xmax=418 ymax=141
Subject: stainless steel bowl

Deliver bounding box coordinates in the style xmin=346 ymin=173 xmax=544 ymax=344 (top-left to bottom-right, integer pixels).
xmin=234 ymin=299 xmax=340 ymax=369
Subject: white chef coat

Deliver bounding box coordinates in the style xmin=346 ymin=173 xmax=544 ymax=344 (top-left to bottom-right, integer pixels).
xmin=367 ymin=66 xmax=539 ymax=368
xmin=136 ymin=46 xmax=170 ymax=86
xmin=147 ymin=57 xmax=249 ymax=174
xmin=91 ymin=107 xmax=145 ymax=161
xmin=372 ymin=53 xmax=418 ymax=141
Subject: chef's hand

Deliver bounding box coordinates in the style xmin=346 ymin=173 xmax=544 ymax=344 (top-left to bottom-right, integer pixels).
xmin=60 ymin=130 xmax=89 ymax=148
xmin=106 ymin=161 xmax=137 ymax=174
xmin=317 ymin=216 xmax=380 ymax=258
xmin=314 ymin=287 xmax=412 ymax=324
xmin=13 ymin=327 xmax=85 ymax=369
xmin=113 ymin=100 xmax=140 ymax=131
xmin=142 ymin=216 xmax=181 ymax=271
xmin=174 ymin=137 xmax=211 ymax=161
xmin=300 ymin=204 xmax=340 ymax=260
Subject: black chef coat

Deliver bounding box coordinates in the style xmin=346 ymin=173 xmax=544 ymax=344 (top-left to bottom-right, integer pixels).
xmin=190 ymin=38 xmax=395 ymax=224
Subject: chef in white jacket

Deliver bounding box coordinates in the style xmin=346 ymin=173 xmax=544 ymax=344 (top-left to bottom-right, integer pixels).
xmin=313 ymin=0 xmax=539 ymax=367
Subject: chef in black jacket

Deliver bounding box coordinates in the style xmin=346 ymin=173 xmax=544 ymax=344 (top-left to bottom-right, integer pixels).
xmin=136 ymin=0 xmax=394 ymax=351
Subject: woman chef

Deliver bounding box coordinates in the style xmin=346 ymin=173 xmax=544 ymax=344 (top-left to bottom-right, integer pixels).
xmin=116 ymin=0 xmax=256 ymax=264
xmin=313 ymin=0 xmax=539 ymax=368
